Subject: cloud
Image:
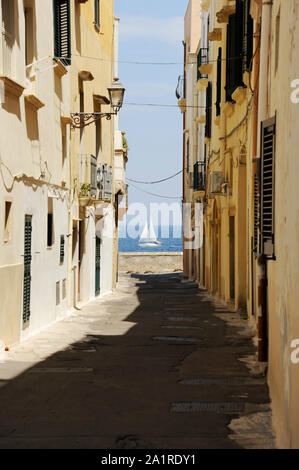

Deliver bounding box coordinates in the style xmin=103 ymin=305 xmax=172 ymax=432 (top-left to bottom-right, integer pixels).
xmin=119 ymin=15 xmax=184 ymax=45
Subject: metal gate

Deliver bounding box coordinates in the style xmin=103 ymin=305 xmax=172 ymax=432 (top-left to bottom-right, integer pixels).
xmin=95 ymin=235 xmax=101 ymax=296
xmin=23 ymin=215 xmax=32 ymax=328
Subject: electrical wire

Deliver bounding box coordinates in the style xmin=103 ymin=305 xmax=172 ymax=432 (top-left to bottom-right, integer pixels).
xmin=127 ymin=182 xmax=182 ymax=199
xmin=127 ymin=170 xmax=182 ymax=185
xmin=56 ymin=54 xmax=252 ymax=67
xmin=123 ymin=102 xmax=210 ymax=109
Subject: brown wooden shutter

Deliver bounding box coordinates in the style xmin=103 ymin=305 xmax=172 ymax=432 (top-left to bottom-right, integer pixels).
xmin=261 ymin=116 xmax=276 ymax=257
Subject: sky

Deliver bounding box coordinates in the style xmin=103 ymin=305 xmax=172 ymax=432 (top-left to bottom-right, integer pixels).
xmin=114 ymin=0 xmax=188 ymax=217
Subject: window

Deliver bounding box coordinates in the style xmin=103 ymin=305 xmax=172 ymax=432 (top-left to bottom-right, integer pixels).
xmin=53 ymin=0 xmax=71 ymax=65
xmin=24 ymin=6 xmax=34 ymax=66
xmin=94 ymin=0 xmax=100 ymax=30
xmin=47 ymin=198 xmax=54 ymax=247
xmin=261 ymin=116 xmax=276 ymax=258
xmin=60 ymin=235 xmax=65 ymax=263
xmin=275 ymin=8 xmax=280 ymax=74
xmin=216 ymin=48 xmax=222 ymax=116
xmin=205 ymin=81 xmax=212 ymax=138
xmin=4 ymin=200 xmax=12 ymax=242
xmin=56 ymin=281 xmax=60 ymax=305
xmin=242 ymin=0 xmax=254 ymax=74
xmin=225 ymin=0 xmax=245 ymax=101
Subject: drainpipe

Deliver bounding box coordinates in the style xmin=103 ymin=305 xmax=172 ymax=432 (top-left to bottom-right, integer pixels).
xmin=256 ymin=0 xmax=272 ymax=362
xmin=183 ymin=41 xmax=187 ymax=274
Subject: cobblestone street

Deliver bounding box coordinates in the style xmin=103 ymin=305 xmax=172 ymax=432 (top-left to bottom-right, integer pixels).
xmin=0 ymin=274 xmax=275 ymax=449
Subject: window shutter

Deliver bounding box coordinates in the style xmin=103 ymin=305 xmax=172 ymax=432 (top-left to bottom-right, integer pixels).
xmin=205 ymin=81 xmax=212 ymax=138
xmin=243 ymin=0 xmax=254 ymax=73
xmin=23 ymin=215 xmax=32 ymax=326
xmin=53 ymin=0 xmax=71 ymax=65
xmin=90 ymin=155 xmax=97 ymax=196
xmin=94 ymin=0 xmax=100 ymax=30
xmin=225 ymin=1 xmax=244 ymax=101
xmin=60 ymin=235 xmax=65 ymax=264
xmin=253 ymin=172 xmax=259 ymax=253
xmin=216 ymin=48 xmax=222 ymax=116
xmin=261 ymin=117 xmax=276 ymax=257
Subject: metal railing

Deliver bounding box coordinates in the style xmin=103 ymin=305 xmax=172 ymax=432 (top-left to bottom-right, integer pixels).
xmin=79 ymin=154 xmax=97 ymax=197
xmin=175 ymin=75 xmax=185 ymax=100
xmin=193 ymin=162 xmax=206 ymax=191
xmin=197 ymin=48 xmax=209 ymax=80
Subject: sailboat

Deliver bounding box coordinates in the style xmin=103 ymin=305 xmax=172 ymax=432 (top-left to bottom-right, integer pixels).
xmin=139 ymin=219 xmax=161 ymax=247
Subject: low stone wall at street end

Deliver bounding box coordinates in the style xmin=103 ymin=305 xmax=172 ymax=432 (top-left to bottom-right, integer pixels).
xmin=118 ymin=252 xmax=183 ymax=274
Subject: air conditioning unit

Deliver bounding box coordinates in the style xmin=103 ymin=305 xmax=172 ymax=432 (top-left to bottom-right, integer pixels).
xmin=209 ymin=171 xmax=222 ymax=194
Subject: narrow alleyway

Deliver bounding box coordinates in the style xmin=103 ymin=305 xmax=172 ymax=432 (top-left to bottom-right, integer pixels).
xmin=0 ymin=274 xmax=275 ymax=449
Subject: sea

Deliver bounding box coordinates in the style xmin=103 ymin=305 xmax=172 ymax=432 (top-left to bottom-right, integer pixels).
xmin=118 ymin=225 xmax=183 ymax=253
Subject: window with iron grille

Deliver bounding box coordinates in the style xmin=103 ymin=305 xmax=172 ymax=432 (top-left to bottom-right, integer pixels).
xmin=94 ymin=0 xmax=100 ymax=30
xmin=261 ymin=116 xmax=276 ymax=258
xmin=216 ymin=48 xmax=222 ymax=116
xmin=53 ymin=0 xmax=71 ymax=65
xmin=197 ymin=48 xmax=209 ymax=81
xmin=205 ymin=82 xmax=212 ymax=138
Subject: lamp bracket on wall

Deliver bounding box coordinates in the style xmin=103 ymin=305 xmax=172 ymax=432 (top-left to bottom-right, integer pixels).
xmin=70 ymin=111 xmax=118 ymax=129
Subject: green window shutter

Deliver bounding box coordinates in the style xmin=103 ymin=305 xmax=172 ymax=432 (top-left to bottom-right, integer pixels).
xmin=23 ymin=215 xmax=32 ymax=327
xmin=60 ymin=235 xmax=65 ymax=264
xmin=53 ymin=0 xmax=71 ymax=65
xmin=94 ymin=0 xmax=100 ymax=30
xmin=216 ymin=48 xmax=222 ymax=116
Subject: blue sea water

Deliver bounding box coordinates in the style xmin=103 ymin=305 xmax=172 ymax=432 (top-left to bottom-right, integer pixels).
xmin=118 ymin=225 xmax=183 ymax=253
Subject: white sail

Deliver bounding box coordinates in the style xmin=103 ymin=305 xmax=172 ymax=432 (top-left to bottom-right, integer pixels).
xmin=149 ymin=220 xmax=157 ymax=241
xmin=139 ymin=220 xmax=160 ymax=245
xmin=140 ymin=222 xmax=150 ymax=242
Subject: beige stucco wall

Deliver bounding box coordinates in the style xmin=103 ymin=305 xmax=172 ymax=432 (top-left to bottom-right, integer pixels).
xmin=0 ymin=263 xmax=22 ymax=345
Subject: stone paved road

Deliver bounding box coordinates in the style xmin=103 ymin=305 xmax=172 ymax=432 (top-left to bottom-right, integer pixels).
xmin=0 ymin=273 xmax=275 ymax=449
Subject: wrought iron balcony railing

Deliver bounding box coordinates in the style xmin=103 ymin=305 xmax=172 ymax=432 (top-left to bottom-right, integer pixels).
xmin=175 ymin=75 xmax=185 ymax=100
xmin=193 ymin=161 xmax=206 ymax=192
xmin=197 ymin=48 xmax=209 ymax=80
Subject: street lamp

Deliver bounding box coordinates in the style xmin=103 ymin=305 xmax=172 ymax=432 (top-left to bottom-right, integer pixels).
xmin=108 ymin=81 xmax=125 ymax=112
xmin=71 ymin=81 xmax=125 ymax=129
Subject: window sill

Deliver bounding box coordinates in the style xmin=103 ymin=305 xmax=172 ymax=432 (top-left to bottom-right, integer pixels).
xmin=196 ymin=78 xmax=209 ymax=92
xmin=231 ymin=86 xmax=247 ymax=106
xmin=196 ymin=115 xmax=206 ymax=125
xmin=0 ymin=75 xmax=25 ymax=99
xmin=199 ymin=64 xmax=213 ymax=75
xmin=214 ymin=115 xmax=221 ymax=127
xmin=208 ymin=28 xmax=222 ymax=42
xmin=223 ymin=101 xmax=235 ymax=118
xmin=216 ymin=4 xmax=236 ymax=24
xmin=53 ymin=59 xmax=68 ymax=77
xmin=24 ymin=93 xmax=45 ymax=110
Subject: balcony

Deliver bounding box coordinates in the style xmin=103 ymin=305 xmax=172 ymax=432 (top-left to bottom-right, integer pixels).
xmin=193 ymin=162 xmax=206 ymax=196
xmin=197 ymin=48 xmax=213 ymax=78
xmin=79 ymin=154 xmax=97 ymax=204
xmin=175 ymin=75 xmax=185 ymax=100
xmin=176 ymin=75 xmax=187 ymax=113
